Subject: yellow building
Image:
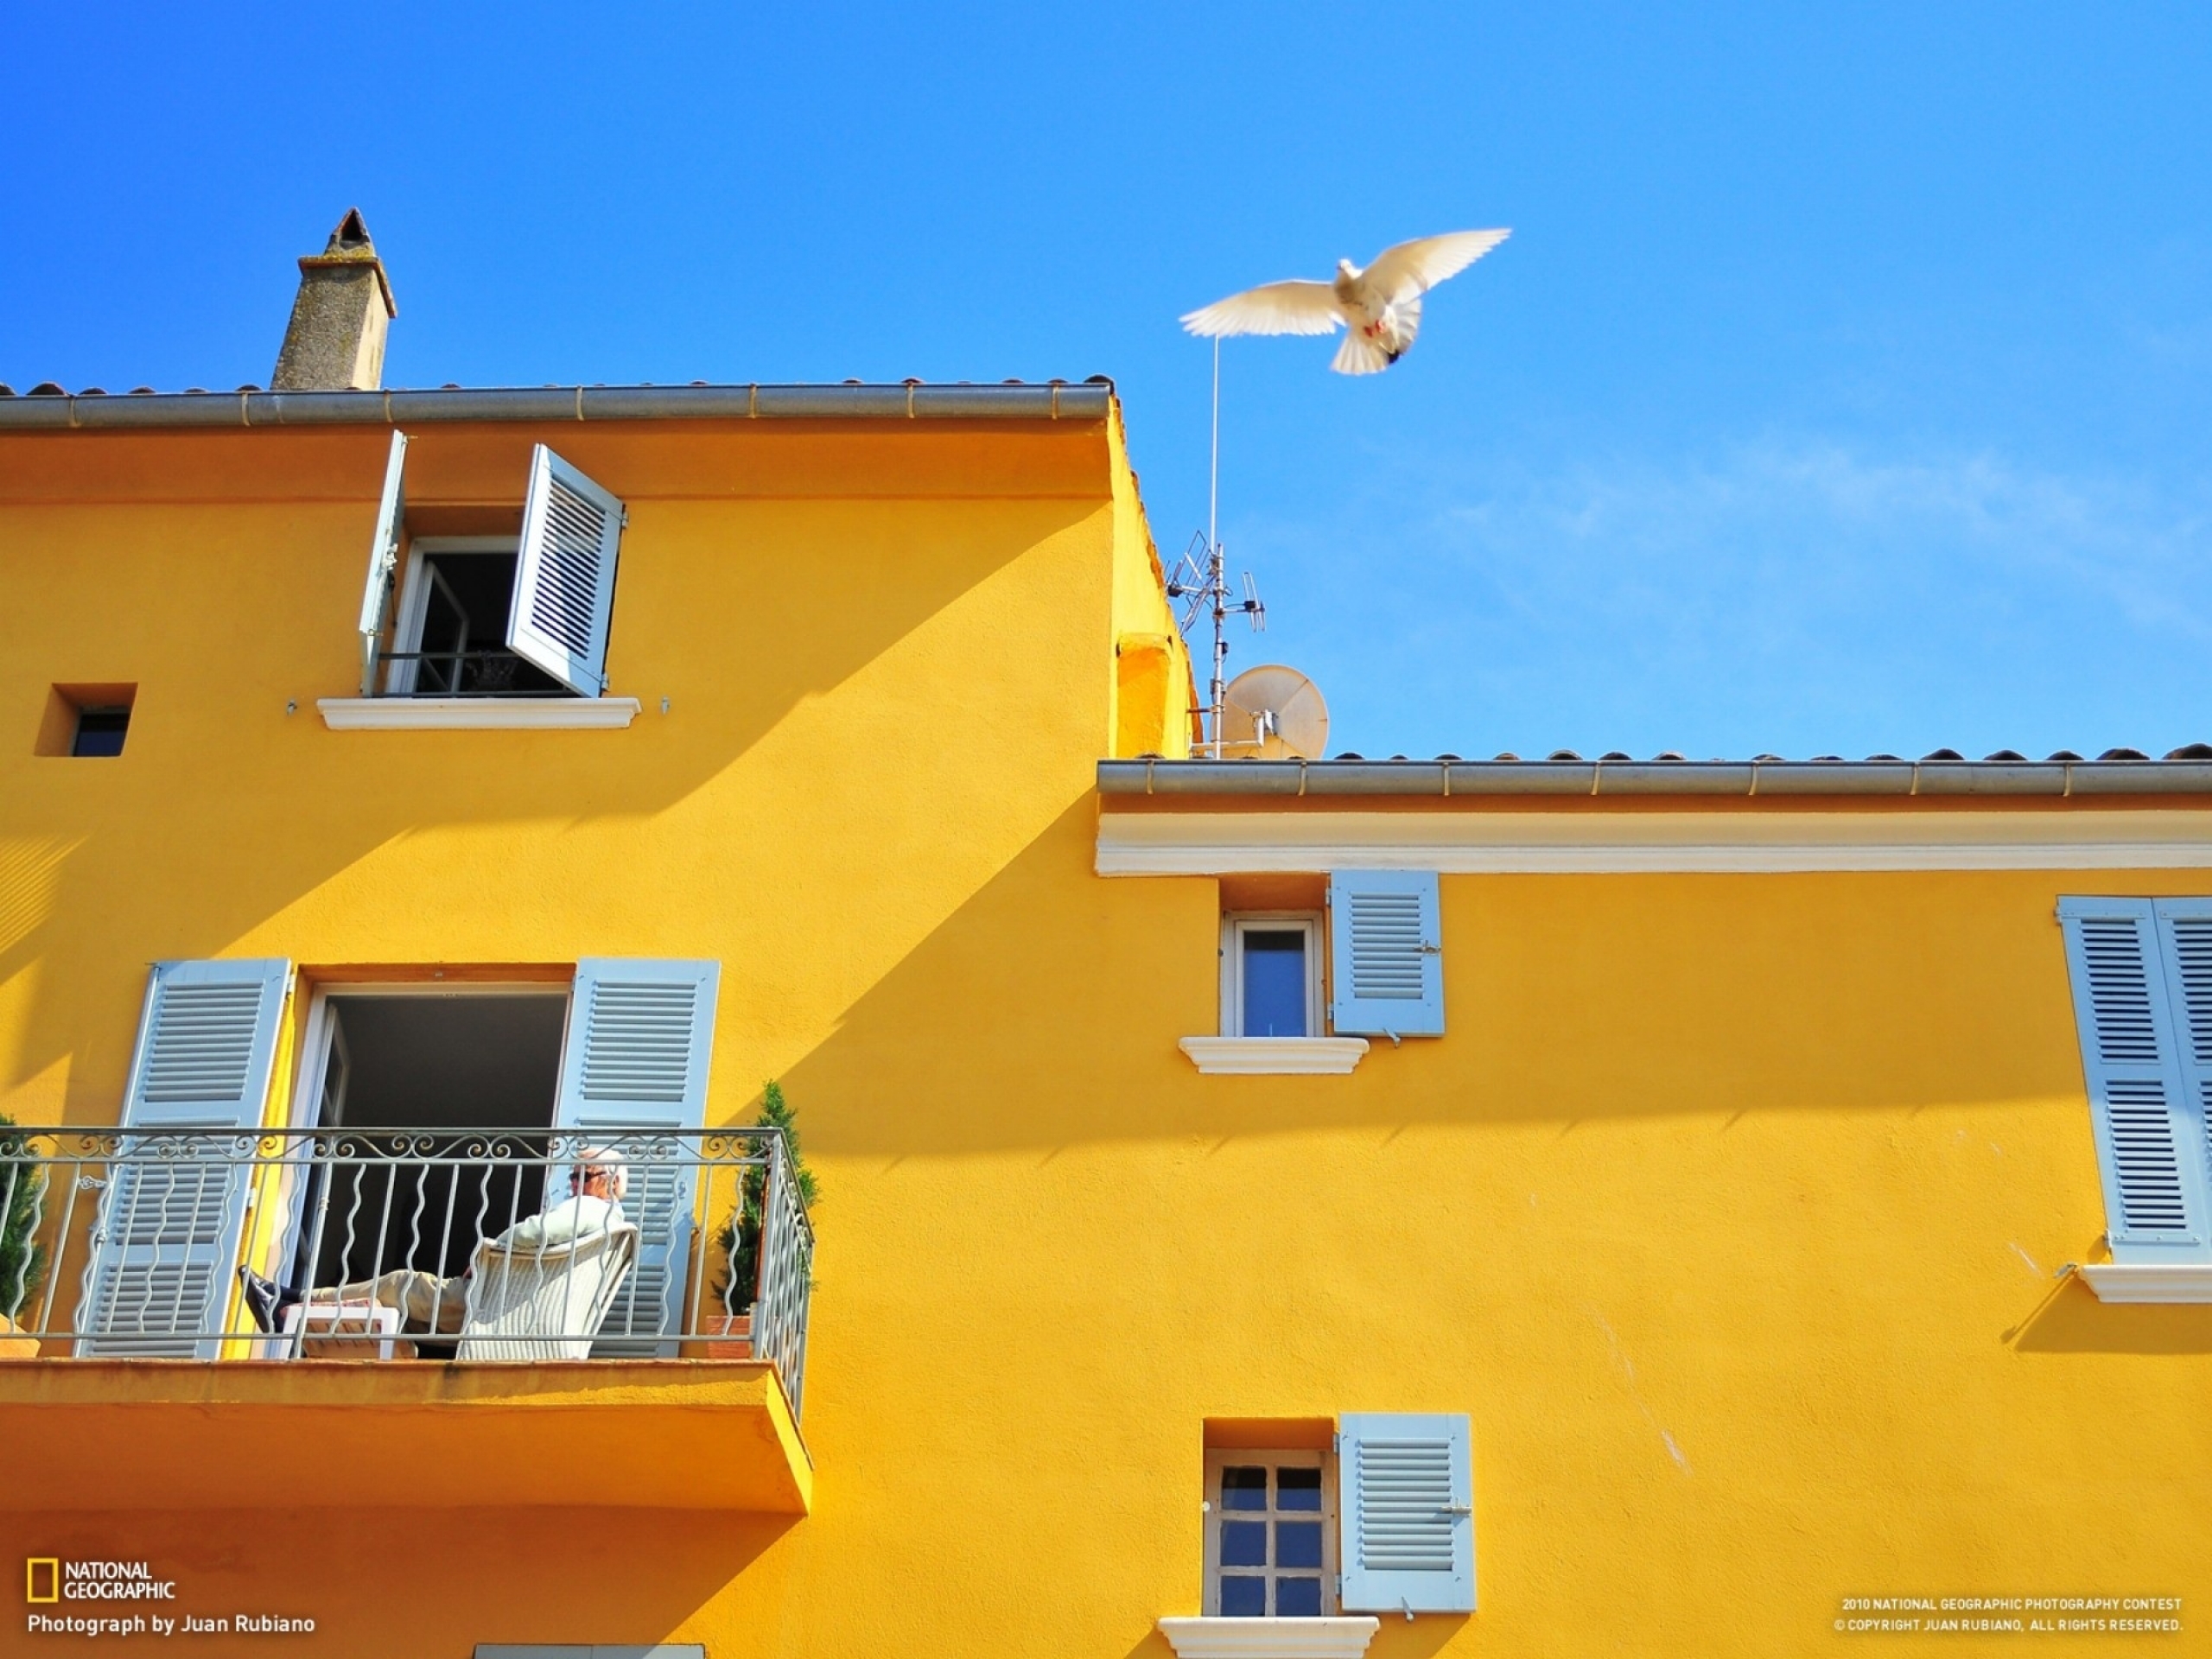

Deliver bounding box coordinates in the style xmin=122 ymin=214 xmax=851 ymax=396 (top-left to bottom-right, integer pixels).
xmin=2 ymin=215 xmax=2206 ymax=1656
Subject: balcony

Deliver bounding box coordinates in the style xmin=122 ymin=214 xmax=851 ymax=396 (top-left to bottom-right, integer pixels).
xmin=0 ymin=1126 xmax=813 ymax=1514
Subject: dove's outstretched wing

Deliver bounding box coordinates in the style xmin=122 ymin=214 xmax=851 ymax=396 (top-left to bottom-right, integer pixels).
xmin=1363 ymin=230 xmax=1510 ymax=304
xmin=1180 ymin=280 xmax=1343 ymax=338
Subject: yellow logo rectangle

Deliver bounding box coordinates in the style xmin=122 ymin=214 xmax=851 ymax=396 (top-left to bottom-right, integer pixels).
xmin=26 ymin=1558 xmax=60 ymax=1603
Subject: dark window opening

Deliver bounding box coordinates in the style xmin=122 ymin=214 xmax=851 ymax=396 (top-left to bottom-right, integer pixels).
xmin=400 ymin=551 xmax=563 ymax=697
xmin=289 ymin=994 xmax=569 ymax=1310
xmin=71 ymin=707 xmax=131 ymax=757
xmin=36 ymin=683 xmax=137 ymax=758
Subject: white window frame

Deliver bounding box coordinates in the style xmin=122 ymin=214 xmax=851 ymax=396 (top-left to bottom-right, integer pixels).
xmin=1202 ymin=1447 xmax=1339 ymax=1618
xmin=1219 ymin=912 xmax=1325 ymax=1039
xmin=384 ymin=536 xmax=521 ymax=697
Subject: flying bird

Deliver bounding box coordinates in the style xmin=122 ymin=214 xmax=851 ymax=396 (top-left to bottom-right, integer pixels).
xmin=1180 ymin=229 xmax=1511 ymax=374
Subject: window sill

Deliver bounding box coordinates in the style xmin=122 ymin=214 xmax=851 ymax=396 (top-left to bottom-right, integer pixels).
xmin=315 ymin=696 xmax=642 ymax=730
xmin=1156 ymin=1618 xmax=1379 ymax=1659
xmin=1178 ymin=1037 xmax=1370 ymax=1076
xmin=2078 ymin=1263 xmax=2212 ymax=1303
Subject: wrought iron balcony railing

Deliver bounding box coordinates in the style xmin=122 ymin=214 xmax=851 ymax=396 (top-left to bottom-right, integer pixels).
xmin=0 ymin=1124 xmax=812 ymax=1416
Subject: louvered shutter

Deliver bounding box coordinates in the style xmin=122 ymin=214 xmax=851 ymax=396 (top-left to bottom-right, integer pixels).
xmin=1338 ymin=1412 xmax=1474 ymax=1614
xmin=75 ymin=959 xmax=291 ymax=1357
xmin=507 ymin=445 xmax=624 ymax=697
xmin=356 ymin=430 xmax=410 ymax=696
xmin=1330 ymin=871 xmax=1445 ymax=1037
xmin=2057 ymin=899 xmax=2211 ymax=1261
xmin=2151 ymin=898 xmax=2212 ymax=1254
xmin=551 ymin=959 xmax=719 ymax=1354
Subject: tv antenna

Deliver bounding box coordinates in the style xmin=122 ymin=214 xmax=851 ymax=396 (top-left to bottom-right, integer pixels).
xmin=1166 ymin=338 xmax=1266 ymax=758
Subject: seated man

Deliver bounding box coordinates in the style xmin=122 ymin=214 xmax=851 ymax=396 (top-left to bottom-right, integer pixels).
xmin=241 ymin=1148 xmax=629 ymax=1338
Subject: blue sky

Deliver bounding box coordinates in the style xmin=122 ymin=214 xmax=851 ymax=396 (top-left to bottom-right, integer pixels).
xmin=5 ymin=4 xmax=2209 ymax=760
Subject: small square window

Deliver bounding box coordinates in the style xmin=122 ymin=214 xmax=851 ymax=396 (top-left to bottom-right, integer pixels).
xmin=1220 ymin=914 xmax=1323 ymax=1038
xmin=35 ymin=683 xmax=137 ymax=758
xmin=1204 ymin=1449 xmax=1338 ymax=1618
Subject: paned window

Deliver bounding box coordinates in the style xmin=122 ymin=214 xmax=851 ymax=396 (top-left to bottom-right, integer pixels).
xmin=1204 ymin=1449 xmax=1337 ymax=1618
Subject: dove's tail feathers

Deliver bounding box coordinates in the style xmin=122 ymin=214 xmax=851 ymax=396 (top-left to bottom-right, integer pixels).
xmin=1331 ymin=332 xmax=1392 ymax=375
xmin=1392 ymin=296 xmax=1423 ymax=354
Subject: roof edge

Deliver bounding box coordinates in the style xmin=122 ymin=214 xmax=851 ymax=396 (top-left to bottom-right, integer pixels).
xmin=1098 ymin=757 xmax=2212 ymax=800
xmin=0 ymin=381 xmax=1115 ymax=432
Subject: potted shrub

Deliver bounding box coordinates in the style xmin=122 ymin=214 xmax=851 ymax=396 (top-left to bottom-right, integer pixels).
xmin=696 ymin=1082 xmax=818 ymax=1358
xmin=0 ymin=1114 xmax=48 ymax=1358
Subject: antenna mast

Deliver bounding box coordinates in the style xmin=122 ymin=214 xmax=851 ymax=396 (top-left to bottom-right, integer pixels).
xmin=1168 ymin=337 xmax=1263 ymax=757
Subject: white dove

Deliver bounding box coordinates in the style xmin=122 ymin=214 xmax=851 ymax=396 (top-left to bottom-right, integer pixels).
xmin=1180 ymin=229 xmax=1510 ymax=374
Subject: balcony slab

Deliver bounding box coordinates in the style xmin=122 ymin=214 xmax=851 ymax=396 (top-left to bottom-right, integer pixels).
xmin=0 ymin=1360 xmax=810 ymax=1514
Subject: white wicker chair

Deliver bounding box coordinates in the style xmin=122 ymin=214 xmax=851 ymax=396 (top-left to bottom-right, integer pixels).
xmin=455 ymin=1222 xmax=639 ymax=1361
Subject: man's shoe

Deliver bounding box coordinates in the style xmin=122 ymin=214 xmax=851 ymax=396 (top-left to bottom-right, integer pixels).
xmin=238 ymin=1268 xmax=289 ymax=1334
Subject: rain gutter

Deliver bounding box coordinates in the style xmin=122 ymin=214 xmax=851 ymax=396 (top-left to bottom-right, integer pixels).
xmin=0 ymin=381 xmax=1113 ymax=431
xmin=1098 ymin=758 xmax=2212 ymax=800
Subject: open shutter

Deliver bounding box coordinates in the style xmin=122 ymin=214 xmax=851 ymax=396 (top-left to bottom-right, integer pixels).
xmin=507 ymin=444 xmax=624 ymax=696
xmin=551 ymin=959 xmax=719 ymax=1354
xmin=356 ymin=430 xmax=410 ymax=696
xmin=2057 ymin=899 xmax=2210 ymax=1261
xmin=2152 ymin=898 xmax=2212 ymax=1250
xmin=76 ymin=959 xmax=291 ymax=1357
xmin=1338 ymin=1412 xmax=1474 ymax=1614
xmin=1330 ymin=871 xmax=1444 ymax=1038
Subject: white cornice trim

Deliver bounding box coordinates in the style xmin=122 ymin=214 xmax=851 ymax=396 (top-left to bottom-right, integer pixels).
xmin=2078 ymin=1263 xmax=2212 ymax=1303
xmin=1179 ymin=1037 xmax=1370 ymax=1075
xmin=317 ymin=697 xmax=641 ymax=730
xmin=1097 ymin=809 xmax=2212 ymax=875
xmin=1157 ymin=1618 xmax=1380 ymax=1659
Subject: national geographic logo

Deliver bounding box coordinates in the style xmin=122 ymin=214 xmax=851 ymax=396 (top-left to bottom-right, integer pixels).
xmin=23 ymin=1555 xmax=315 ymax=1638
xmin=22 ymin=1558 xmax=176 ymax=1601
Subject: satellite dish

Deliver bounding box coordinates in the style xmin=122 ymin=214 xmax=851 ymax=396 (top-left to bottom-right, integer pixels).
xmin=1223 ymin=664 xmax=1330 ymax=760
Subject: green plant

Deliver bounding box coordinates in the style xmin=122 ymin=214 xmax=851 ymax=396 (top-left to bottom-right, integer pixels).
xmin=0 ymin=1114 xmax=49 ymax=1324
xmin=712 ymin=1081 xmax=819 ymax=1316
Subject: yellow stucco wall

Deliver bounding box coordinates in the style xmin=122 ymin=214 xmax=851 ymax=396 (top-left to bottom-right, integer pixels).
xmin=1106 ymin=397 xmax=1197 ymax=759
xmin=3 ymin=413 xmax=2207 ymax=1656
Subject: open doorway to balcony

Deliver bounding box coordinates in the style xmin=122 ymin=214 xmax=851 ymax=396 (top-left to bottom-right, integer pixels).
xmin=285 ymin=988 xmax=569 ymax=1306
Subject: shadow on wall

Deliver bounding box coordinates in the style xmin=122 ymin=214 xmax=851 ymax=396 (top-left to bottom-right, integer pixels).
xmin=0 ymin=494 xmax=1096 ymax=1115
xmin=780 ymin=802 xmax=2106 ymax=1159
xmin=2010 ymin=1277 xmax=2212 ymax=1356
xmin=0 ymin=1504 xmax=798 ymax=1656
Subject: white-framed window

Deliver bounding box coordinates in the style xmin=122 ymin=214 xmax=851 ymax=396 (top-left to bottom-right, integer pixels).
xmin=1203 ymin=1448 xmax=1337 ymax=1618
xmin=358 ymin=436 xmax=626 ymax=700
xmin=1220 ymin=912 xmax=1324 ymax=1038
xmin=386 ymin=537 xmax=566 ymax=697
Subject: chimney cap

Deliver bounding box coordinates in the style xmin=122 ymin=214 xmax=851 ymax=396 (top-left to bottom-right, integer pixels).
xmin=297 ymin=207 xmax=396 ymax=317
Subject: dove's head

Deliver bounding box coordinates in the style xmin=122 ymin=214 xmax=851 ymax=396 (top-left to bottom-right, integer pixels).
xmin=1336 ymin=257 xmax=1358 ymax=278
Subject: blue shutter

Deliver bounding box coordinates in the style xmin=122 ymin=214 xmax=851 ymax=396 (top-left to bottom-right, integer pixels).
xmin=508 ymin=445 xmax=624 ymax=697
xmin=1330 ymin=871 xmax=1444 ymax=1038
xmin=1338 ymin=1413 xmax=1473 ymax=1614
xmin=2151 ymin=898 xmax=2212 ymax=1252
xmin=551 ymin=959 xmax=720 ymax=1353
xmin=2056 ymin=899 xmax=2210 ymax=1262
xmin=76 ymin=959 xmax=292 ymax=1357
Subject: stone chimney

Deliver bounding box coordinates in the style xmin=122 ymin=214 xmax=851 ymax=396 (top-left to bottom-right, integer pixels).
xmin=270 ymin=209 xmax=397 ymax=391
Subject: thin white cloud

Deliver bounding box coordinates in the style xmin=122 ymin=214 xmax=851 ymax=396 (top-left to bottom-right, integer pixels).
xmin=1235 ymin=436 xmax=2212 ymax=759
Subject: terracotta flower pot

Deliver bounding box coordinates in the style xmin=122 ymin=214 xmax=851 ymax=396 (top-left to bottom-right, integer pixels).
xmin=687 ymin=1310 xmax=752 ymax=1360
xmin=0 ymin=1313 xmax=41 ymax=1361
